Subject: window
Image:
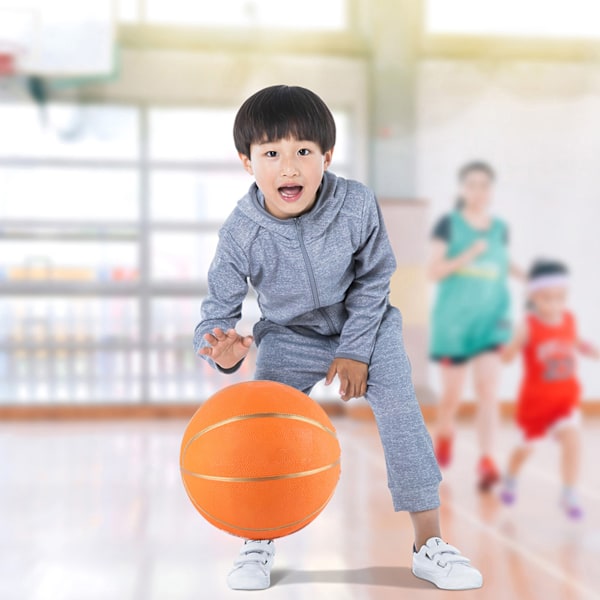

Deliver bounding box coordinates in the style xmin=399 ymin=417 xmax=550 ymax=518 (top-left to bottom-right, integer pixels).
xmin=0 ymin=104 xmax=138 ymax=159
xmin=144 ymin=0 xmax=347 ymax=30
xmin=150 ymin=233 xmax=218 ymax=283
xmin=0 ymin=168 xmax=139 ymax=221
xmin=426 ymin=0 xmax=600 ymax=38
xmin=0 ymin=298 xmax=140 ymax=403
xmin=149 ymin=108 xmax=238 ymax=162
xmin=0 ymin=100 xmax=356 ymax=404
xmin=150 ymin=171 xmax=250 ymax=223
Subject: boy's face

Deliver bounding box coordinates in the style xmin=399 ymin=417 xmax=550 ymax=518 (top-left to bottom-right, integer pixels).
xmin=239 ymin=137 xmax=333 ymax=219
xmin=531 ymin=286 xmax=568 ymax=320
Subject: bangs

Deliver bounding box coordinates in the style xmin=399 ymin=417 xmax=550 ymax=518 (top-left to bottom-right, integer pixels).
xmin=234 ymin=85 xmax=336 ymax=156
xmin=255 ymin=114 xmax=326 ymax=147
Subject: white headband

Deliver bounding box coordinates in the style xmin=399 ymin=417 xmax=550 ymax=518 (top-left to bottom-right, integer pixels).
xmin=527 ymin=274 xmax=569 ymax=293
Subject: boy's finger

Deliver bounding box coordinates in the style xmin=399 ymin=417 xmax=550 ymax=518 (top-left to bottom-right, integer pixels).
xmin=213 ymin=328 xmax=226 ymax=340
xmin=241 ymin=335 xmax=254 ymax=347
xmin=325 ymin=364 xmax=336 ymax=385
xmin=347 ymin=382 xmax=356 ymax=400
xmin=338 ymin=373 xmax=348 ymax=397
xmin=198 ymin=347 xmax=211 ymax=356
xmin=355 ymin=377 xmax=364 ymax=398
xmin=203 ymin=333 xmax=218 ymax=346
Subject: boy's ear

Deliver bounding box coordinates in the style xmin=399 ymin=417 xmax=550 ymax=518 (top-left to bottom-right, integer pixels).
xmin=323 ymin=147 xmax=334 ymax=171
xmin=239 ymin=152 xmax=253 ymax=175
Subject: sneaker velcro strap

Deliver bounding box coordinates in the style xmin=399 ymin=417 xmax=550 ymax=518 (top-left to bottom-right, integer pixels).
xmin=233 ymin=540 xmax=274 ymax=568
xmin=426 ymin=543 xmax=470 ymax=565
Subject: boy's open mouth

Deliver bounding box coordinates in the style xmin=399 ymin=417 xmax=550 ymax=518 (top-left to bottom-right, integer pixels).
xmin=278 ymin=185 xmax=303 ymax=203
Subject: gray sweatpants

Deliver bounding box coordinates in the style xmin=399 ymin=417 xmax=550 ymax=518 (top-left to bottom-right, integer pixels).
xmin=253 ymin=306 xmax=441 ymax=513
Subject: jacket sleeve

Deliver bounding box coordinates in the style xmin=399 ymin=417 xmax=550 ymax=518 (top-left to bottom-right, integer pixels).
xmin=193 ymin=229 xmax=249 ymax=372
xmin=335 ymin=192 xmax=397 ymax=364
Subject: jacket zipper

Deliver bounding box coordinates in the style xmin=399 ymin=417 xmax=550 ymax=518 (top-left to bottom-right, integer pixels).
xmin=294 ymin=218 xmax=336 ymax=333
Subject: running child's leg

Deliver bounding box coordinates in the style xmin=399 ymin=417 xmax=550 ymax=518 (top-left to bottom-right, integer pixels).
xmin=556 ymin=424 xmax=580 ymax=488
xmin=436 ymin=363 xmax=468 ymax=468
xmin=472 ymin=351 xmax=502 ymax=490
xmin=500 ymin=443 xmax=534 ymax=505
xmin=555 ymin=424 xmax=583 ymax=519
xmin=507 ymin=444 xmax=534 ymax=479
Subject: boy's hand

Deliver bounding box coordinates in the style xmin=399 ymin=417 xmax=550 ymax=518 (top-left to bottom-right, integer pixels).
xmin=325 ymin=358 xmax=368 ymax=401
xmin=198 ymin=328 xmax=253 ymax=370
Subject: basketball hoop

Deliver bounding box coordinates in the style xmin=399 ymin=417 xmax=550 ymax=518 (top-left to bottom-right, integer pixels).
xmin=0 ymin=4 xmax=115 ymax=79
xmin=0 ymin=6 xmax=36 ymax=78
xmin=0 ymin=42 xmax=24 ymax=78
xmin=0 ymin=51 xmax=16 ymax=76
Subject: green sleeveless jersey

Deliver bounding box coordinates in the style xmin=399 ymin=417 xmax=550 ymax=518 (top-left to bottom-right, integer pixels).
xmin=430 ymin=210 xmax=511 ymax=358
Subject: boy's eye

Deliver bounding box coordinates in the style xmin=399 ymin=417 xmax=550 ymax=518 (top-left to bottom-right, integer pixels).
xmin=298 ymin=148 xmax=310 ymax=156
xmin=265 ymin=150 xmax=278 ymax=158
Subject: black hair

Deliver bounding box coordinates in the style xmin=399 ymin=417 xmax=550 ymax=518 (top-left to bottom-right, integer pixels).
xmin=233 ymin=85 xmax=336 ymax=157
xmin=526 ymin=259 xmax=569 ymax=310
xmin=458 ymin=160 xmax=496 ymax=182
xmin=528 ymin=259 xmax=569 ymax=282
xmin=455 ymin=160 xmax=496 ymax=209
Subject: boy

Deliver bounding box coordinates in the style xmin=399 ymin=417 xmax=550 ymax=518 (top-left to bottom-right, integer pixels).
xmin=500 ymin=260 xmax=598 ymax=518
xmin=194 ymin=85 xmax=482 ymax=591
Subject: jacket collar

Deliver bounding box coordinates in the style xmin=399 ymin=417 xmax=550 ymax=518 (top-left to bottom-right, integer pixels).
xmin=237 ymin=171 xmax=347 ymax=241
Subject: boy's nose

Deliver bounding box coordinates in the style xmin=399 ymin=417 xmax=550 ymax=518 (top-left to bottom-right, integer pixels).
xmin=281 ymin=161 xmax=299 ymax=176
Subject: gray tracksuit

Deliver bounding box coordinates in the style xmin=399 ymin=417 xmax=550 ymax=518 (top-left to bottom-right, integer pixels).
xmin=194 ymin=171 xmax=441 ymax=512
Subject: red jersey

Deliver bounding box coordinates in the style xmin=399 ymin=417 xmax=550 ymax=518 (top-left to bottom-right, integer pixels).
xmin=516 ymin=311 xmax=581 ymax=439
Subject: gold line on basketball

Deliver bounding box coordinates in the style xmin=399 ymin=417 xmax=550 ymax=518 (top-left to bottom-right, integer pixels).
xmin=180 ymin=381 xmax=341 ymax=539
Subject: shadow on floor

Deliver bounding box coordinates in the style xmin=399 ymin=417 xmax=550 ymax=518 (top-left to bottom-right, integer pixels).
xmin=271 ymin=566 xmax=433 ymax=589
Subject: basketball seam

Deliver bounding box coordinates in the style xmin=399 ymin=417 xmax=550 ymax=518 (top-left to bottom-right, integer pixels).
xmin=181 ymin=457 xmax=341 ymax=483
xmin=181 ymin=472 xmax=340 ymax=535
xmin=181 ymin=412 xmax=338 ymax=463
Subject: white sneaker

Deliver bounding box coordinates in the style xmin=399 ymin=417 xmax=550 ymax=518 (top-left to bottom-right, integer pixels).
xmin=412 ymin=537 xmax=483 ymax=590
xmin=227 ymin=539 xmax=275 ymax=591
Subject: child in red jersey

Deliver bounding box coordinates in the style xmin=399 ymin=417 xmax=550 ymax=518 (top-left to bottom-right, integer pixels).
xmin=500 ymin=260 xmax=598 ymax=519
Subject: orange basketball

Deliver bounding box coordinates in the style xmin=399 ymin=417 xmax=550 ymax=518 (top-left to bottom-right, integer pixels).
xmin=180 ymin=380 xmax=341 ymax=539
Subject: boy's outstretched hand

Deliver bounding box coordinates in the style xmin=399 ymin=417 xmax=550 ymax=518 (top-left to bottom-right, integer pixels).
xmin=198 ymin=327 xmax=253 ymax=370
xmin=325 ymin=357 xmax=368 ymax=401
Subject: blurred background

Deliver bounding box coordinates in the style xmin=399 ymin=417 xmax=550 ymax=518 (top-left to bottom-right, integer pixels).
xmin=2 ymin=2 xmax=600 ymax=600
xmin=1 ymin=0 xmax=599 ymax=412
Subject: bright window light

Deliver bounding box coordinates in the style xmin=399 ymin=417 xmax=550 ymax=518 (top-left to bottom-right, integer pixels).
xmin=0 ymin=168 xmax=138 ymax=221
xmin=145 ymin=0 xmax=347 ymax=30
xmin=0 ymin=104 xmax=138 ymax=159
xmin=427 ymin=0 xmax=600 ymax=38
xmin=149 ymin=108 xmax=237 ymax=162
xmin=150 ymin=171 xmax=250 ymax=222
xmin=117 ymin=0 xmax=139 ymax=22
xmin=150 ymin=232 xmax=218 ymax=282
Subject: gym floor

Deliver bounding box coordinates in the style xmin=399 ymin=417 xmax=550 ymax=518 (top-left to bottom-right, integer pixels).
xmin=2 ymin=417 xmax=599 ymax=600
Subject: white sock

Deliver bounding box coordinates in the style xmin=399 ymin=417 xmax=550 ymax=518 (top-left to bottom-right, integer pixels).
xmin=503 ymin=475 xmax=516 ymax=490
xmin=562 ymin=486 xmax=580 ymax=506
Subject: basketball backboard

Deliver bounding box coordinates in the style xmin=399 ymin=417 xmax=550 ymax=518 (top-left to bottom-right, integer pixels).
xmin=0 ymin=0 xmax=115 ymax=77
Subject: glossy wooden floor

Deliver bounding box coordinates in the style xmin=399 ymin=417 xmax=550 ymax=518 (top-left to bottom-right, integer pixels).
xmin=2 ymin=417 xmax=599 ymax=600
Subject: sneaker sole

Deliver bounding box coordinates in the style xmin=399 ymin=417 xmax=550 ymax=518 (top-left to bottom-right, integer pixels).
xmin=227 ymin=576 xmax=270 ymax=591
xmin=412 ymin=568 xmax=483 ymax=591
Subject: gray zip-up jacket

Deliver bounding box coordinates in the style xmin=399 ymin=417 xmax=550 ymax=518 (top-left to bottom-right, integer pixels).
xmin=193 ymin=170 xmax=397 ymax=369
